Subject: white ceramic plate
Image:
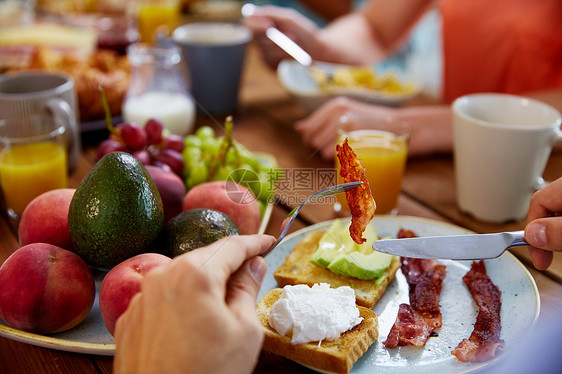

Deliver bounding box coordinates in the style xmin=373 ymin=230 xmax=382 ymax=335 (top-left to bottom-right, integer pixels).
xmin=0 ymin=202 xmax=274 ymax=356
xmin=259 ymin=216 xmax=540 ymax=374
xmin=277 ymin=60 xmax=422 ymax=111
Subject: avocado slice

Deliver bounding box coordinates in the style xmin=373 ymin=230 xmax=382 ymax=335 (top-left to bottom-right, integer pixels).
xmin=310 ymin=219 xmax=352 ymax=267
xmin=310 ymin=219 xmax=389 ymax=280
xmin=327 ymin=251 xmax=393 ymax=280
xmin=355 ymin=223 xmax=379 ymax=254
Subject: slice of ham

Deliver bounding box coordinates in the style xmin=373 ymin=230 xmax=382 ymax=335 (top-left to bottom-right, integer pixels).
xmin=452 ymin=260 xmax=504 ymax=362
xmin=384 ymin=255 xmax=447 ymax=348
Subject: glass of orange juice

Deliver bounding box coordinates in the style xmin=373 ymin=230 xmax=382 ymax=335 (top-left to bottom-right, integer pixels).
xmin=137 ymin=0 xmax=181 ymax=44
xmin=335 ymin=115 xmax=409 ymax=215
xmin=0 ymin=116 xmax=69 ymax=221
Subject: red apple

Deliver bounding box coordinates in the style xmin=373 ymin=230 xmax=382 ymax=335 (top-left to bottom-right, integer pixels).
xmin=99 ymin=253 xmax=171 ymax=336
xmin=146 ymin=165 xmax=186 ymax=223
xmin=0 ymin=243 xmax=95 ymax=334
xmin=182 ymin=181 xmax=261 ymax=234
xmin=18 ymin=188 xmax=75 ymax=250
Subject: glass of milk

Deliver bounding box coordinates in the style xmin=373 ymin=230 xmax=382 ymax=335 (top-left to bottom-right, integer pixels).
xmin=122 ymin=43 xmax=196 ymax=135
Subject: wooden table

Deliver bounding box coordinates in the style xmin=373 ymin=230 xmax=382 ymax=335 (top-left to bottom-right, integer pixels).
xmin=1 ymin=46 xmax=561 ymax=374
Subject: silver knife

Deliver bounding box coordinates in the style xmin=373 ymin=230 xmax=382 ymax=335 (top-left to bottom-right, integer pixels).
xmin=372 ymin=230 xmax=527 ymax=260
xmin=242 ymin=3 xmax=313 ymax=67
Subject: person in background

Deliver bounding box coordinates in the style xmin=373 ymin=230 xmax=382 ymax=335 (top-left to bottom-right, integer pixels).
xmin=244 ymin=0 xmax=562 ymax=159
xmin=112 ymin=178 xmax=561 ymax=373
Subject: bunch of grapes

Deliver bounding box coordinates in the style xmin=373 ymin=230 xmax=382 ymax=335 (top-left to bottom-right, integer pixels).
xmin=97 ymin=119 xmax=185 ymax=176
xmin=182 ymin=125 xmax=280 ymax=209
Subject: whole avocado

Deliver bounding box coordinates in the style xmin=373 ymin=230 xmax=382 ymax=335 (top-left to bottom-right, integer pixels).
xmin=68 ymin=152 xmax=165 ymax=269
xmin=162 ymin=208 xmax=240 ymax=257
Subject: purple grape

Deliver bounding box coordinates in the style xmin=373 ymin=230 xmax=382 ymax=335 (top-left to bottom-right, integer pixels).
xmin=119 ymin=122 xmax=147 ymax=150
xmin=150 ymin=160 xmax=173 ymax=173
xmin=152 ymin=148 xmax=184 ymax=176
xmin=145 ymin=118 xmax=164 ymax=145
xmin=96 ymin=139 xmax=128 ymax=161
xmin=133 ymin=149 xmax=151 ymax=165
xmin=163 ymin=134 xmax=185 ymax=153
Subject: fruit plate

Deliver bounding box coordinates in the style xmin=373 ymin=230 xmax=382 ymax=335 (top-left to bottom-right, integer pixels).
xmin=0 ymin=201 xmax=273 ymax=355
xmin=259 ymin=216 xmax=540 ymax=374
xmin=0 ymin=269 xmax=115 ymax=355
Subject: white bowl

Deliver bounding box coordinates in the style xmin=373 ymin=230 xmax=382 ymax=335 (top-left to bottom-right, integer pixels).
xmin=277 ymin=60 xmax=422 ymax=111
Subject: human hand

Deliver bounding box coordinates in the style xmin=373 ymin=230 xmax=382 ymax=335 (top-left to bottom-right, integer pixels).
xmin=113 ymin=234 xmax=275 ymax=374
xmin=243 ymin=5 xmax=321 ymax=69
xmin=525 ymin=177 xmax=562 ymax=270
xmin=294 ymin=97 xmax=395 ymax=160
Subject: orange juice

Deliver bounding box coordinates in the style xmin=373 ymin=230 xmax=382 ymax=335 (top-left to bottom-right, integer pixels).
xmin=138 ymin=1 xmax=180 ymax=44
xmin=336 ymin=130 xmax=408 ymax=214
xmin=0 ymin=142 xmax=67 ymax=217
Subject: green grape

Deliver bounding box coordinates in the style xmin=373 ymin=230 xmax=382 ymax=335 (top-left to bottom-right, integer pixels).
xmin=213 ymin=165 xmax=234 ymax=181
xmin=182 ymin=147 xmax=202 ymax=164
xmin=255 ymin=154 xmax=278 ymax=173
xmin=201 ymin=137 xmax=221 ymax=155
xmin=184 ymin=135 xmax=202 ymax=149
xmin=257 ymin=171 xmax=275 ymax=201
xmin=239 ymin=153 xmax=260 ymax=170
xmin=186 ymin=163 xmax=208 ymax=188
xmin=229 ymin=164 xmax=254 ymax=184
xmin=225 ymin=148 xmax=239 ymax=166
xmin=195 ymin=126 xmax=214 ymax=140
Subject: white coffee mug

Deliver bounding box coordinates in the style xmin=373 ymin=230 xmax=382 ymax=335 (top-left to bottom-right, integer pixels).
xmin=453 ymin=93 xmax=562 ymax=223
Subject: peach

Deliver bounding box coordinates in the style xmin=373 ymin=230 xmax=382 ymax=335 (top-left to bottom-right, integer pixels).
xmin=182 ymin=181 xmax=261 ymax=234
xmin=0 ymin=243 xmax=95 ymax=334
xmin=18 ymin=188 xmax=75 ymax=250
xmin=99 ymin=253 xmax=171 ymax=336
xmin=146 ymin=165 xmax=186 ymax=223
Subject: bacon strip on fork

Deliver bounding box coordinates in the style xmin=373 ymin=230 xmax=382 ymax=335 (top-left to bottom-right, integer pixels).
xmin=383 ymin=254 xmax=447 ymax=348
xmin=336 ymin=138 xmax=376 ymax=244
xmin=452 ymin=260 xmax=504 ymax=362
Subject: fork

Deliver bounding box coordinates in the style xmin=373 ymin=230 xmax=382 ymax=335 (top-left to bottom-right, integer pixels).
xmin=261 ymin=181 xmax=363 ymax=257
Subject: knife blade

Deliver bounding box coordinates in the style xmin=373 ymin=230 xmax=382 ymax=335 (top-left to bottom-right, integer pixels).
xmin=372 ymin=230 xmax=527 ymax=260
xmin=242 ymin=4 xmax=313 ymax=67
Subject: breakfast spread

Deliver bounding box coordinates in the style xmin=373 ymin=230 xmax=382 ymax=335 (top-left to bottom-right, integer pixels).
xmin=268 ymin=283 xmax=362 ymax=345
xmin=452 ymin=260 xmax=504 ymax=362
xmin=336 ymin=138 xmax=376 ymax=244
xmin=257 ymin=287 xmax=378 ymax=374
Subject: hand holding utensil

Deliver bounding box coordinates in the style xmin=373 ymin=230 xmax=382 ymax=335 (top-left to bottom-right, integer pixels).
xmin=242 ymin=3 xmax=314 ymax=67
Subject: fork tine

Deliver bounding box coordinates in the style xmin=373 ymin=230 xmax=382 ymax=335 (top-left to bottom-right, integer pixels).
xmin=261 ymin=181 xmax=362 ymax=257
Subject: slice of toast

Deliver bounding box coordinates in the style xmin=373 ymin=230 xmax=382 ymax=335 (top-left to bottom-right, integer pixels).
xmin=273 ymin=231 xmax=400 ymax=308
xmin=257 ymin=288 xmax=378 ymax=374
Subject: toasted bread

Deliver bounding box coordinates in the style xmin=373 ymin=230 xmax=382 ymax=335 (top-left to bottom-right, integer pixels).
xmin=257 ymin=288 xmax=378 ymax=374
xmin=273 ymin=231 xmax=400 ymax=308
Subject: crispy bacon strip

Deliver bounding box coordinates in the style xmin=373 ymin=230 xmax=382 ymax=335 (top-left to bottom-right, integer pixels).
xmin=452 ymin=260 xmax=504 ymax=362
xmin=384 ymin=249 xmax=447 ymax=348
xmin=336 ymin=138 xmax=376 ymax=244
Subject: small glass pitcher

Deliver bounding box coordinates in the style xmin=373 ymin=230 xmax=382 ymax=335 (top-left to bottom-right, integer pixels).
xmin=122 ymin=43 xmax=195 ymax=135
